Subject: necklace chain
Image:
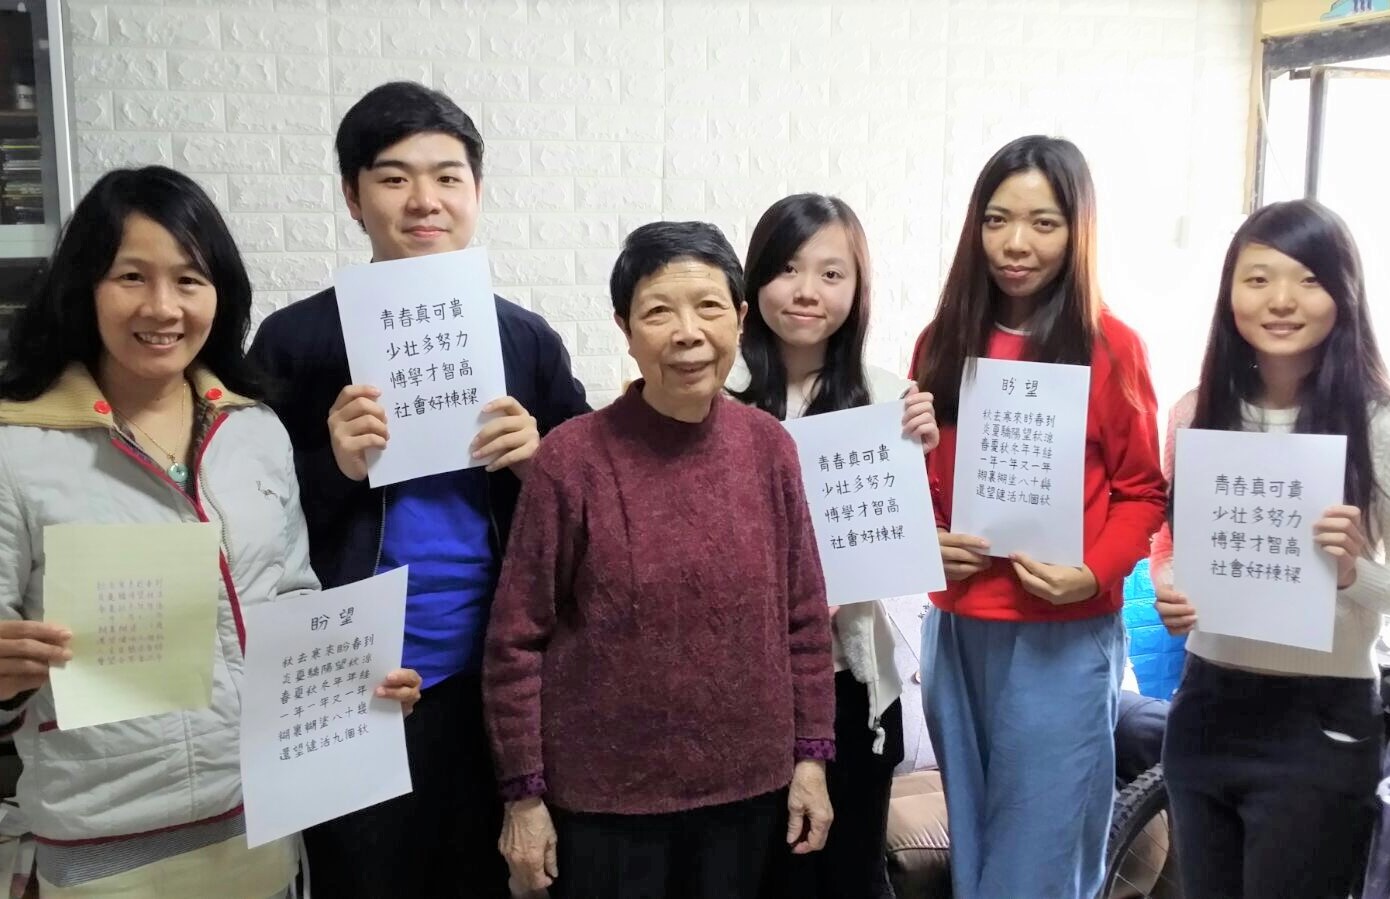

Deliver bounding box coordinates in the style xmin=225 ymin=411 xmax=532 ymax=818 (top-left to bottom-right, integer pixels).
xmin=111 ymin=385 xmax=190 ymax=478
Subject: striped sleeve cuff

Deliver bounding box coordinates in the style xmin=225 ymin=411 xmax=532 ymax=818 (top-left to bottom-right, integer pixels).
xmin=498 ymin=772 xmax=547 ymax=802
xmin=794 ymin=738 xmax=835 ymax=762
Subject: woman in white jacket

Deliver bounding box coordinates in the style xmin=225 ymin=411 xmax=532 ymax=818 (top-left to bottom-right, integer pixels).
xmin=0 ymin=166 xmax=421 ymax=897
xmin=727 ymin=193 xmax=937 ymax=899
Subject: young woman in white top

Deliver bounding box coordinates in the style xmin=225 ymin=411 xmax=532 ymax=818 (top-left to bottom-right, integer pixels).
xmin=1153 ymin=198 xmax=1390 ymax=898
xmin=726 ymin=193 xmax=937 ymax=899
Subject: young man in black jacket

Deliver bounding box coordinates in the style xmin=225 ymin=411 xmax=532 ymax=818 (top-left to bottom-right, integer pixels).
xmin=249 ymin=81 xmax=589 ymax=898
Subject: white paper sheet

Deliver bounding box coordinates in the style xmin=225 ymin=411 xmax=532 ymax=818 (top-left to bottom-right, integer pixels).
xmin=783 ymin=401 xmax=946 ymax=605
xmin=950 ymin=358 xmax=1091 ymax=566
xmin=240 ymin=567 xmax=411 ymax=848
xmin=1174 ymin=429 xmax=1344 ymax=652
xmin=44 ymin=523 xmax=220 ymax=730
xmin=336 ymin=247 xmax=508 ymax=487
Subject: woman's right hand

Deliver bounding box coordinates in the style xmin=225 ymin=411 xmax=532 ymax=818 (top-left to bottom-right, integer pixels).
xmin=1154 ymin=585 xmax=1197 ymax=636
xmin=939 ymin=530 xmax=991 ymax=582
xmin=500 ymin=797 xmax=558 ymax=892
xmin=0 ymin=621 xmax=71 ymax=701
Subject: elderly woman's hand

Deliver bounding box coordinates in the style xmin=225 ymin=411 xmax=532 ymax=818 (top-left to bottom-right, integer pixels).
xmin=500 ymin=798 xmax=558 ymax=891
xmin=374 ymin=668 xmax=422 ymax=717
xmin=786 ymin=760 xmax=833 ymax=855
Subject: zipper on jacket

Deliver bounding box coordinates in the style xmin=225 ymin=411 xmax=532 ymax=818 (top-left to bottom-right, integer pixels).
xmin=372 ymin=485 xmax=388 ymax=574
xmin=199 ymin=470 xmax=234 ymax=576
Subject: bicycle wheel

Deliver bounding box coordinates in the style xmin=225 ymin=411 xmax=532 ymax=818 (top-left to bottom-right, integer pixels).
xmin=1101 ymin=764 xmax=1183 ymax=899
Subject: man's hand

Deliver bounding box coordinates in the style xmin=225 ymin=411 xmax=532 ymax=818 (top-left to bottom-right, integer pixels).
xmin=499 ymin=798 xmax=558 ymax=891
xmin=328 ymin=385 xmax=388 ymax=481
xmin=473 ymin=397 xmax=539 ymax=474
xmin=786 ymin=760 xmax=833 ymax=855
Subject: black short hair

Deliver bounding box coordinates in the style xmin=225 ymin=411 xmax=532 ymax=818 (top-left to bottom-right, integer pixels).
xmin=335 ymin=81 xmax=484 ymax=193
xmin=0 ymin=166 xmax=260 ymax=401
xmin=609 ymin=221 xmax=745 ymax=321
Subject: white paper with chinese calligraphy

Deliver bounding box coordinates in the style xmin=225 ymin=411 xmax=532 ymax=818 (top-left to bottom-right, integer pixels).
xmin=239 ymin=566 xmax=411 ymax=848
xmin=1173 ymin=429 xmax=1344 ymax=652
xmin=336 ymin=247 xmax=507 ymax=487
xmin=43 ymin=523 xmax=220 ymax=730
xmin=950 ymin=358 xmax=1090 ymax=566
xmin=783 ymin=402 xmax=945 ymax=604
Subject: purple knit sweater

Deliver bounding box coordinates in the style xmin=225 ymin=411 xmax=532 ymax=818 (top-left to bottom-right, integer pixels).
xmin=483 ymin=382 xmax=836 ymax=815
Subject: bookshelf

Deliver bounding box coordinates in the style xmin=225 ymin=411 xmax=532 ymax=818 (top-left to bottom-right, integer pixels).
xmin=0 ymin=0 xmax=74 ymax=354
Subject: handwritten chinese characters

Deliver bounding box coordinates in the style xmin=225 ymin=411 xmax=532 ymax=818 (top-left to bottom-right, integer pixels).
xmin=972 ymin=406 xmax=1057 ymax=507
xmin=44 ymin=522 xmax=220 ymax=730
xmin=784 ymin=402 xmax=944 ymax=605
xmin=95 ymin=578 xmax=166 ymax=667
xmin=240 ymin=567 xmax=411 ymax=848
xmin=275 ymin=625 xmax=376 ymax=763
xmin=1173 ymin=429 xmax=1344 ymax=652
xmin=816 ymin=443 xmax=908 ymax=550
xmin=337 ymin=247 xmax=507 ymax=487
xmin=1206 ymin=477 xmax=1307 ymax=583
xmin=379 ymin=303 xmax=481 ymax=420
xmin=952 ymin=358 xmax=1090 ymax=566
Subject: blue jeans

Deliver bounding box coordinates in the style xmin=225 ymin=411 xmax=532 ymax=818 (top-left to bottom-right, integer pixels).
xmin=921 ymin=608 xmax=1125 ymax=899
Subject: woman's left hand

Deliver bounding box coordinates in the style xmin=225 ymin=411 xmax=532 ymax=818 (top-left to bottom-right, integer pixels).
xmin=1314 ymin=505 xmax=1368 ymax=589
xmin=903 ymin=386 xmax=939 ymax=453
xmin=376 ymin=668 xmax=423 ymax=717
xmin=1011 ymin=554 xmax=1098 ymax=605
xmin=786 ymin=760 xmax=834 ymax=855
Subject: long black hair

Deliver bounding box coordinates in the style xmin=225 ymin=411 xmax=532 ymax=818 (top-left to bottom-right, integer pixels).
xmin=734 ymin=193 xmax=872 ymax=420
xmin=912 ymin=136 xmax=1102 ymax=425
xmin=1192 ymin=199 xmax=1390 ymax=518
xmin=0 ymin=165 xmax=263 ymax=401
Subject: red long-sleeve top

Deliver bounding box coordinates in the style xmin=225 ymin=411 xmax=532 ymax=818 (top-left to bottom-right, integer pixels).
xmin=913 ymin=312 xmax=1167 ymax=621
xmin=483 ymin=383 xmax=835 ymax=815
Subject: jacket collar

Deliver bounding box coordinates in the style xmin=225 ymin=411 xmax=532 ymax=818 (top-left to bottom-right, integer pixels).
xmin=0 ymin=364 xmax=254 ymax=430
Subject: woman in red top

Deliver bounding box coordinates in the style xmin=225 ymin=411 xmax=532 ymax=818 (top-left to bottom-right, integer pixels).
xmin=910 ymin=136 xmax=1166 ymax=899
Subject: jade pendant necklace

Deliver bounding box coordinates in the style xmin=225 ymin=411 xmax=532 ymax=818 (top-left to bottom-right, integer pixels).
xmin=115 ymin=386 xmax=192 ymax=488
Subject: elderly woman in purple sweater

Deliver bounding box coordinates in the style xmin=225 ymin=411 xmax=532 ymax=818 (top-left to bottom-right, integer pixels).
xmin=484 ymin=221 xmax=837 ymax=899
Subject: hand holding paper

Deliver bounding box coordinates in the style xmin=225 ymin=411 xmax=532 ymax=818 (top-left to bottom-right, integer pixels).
xmin=471 ymin=396 xmax=539 ymax=473
xmin=1010 ymin=554 xmax=1098 ymax=605
xmin=902 ymin=386 xmax=939 ymax=453
xmin=375 ymin=668 xmax=422 ymax=716
xmin=1313 ymin=505 xmax=1368 ymax=589
xmin=1154 ymin=585 xmax=1197 ymax=636
xmin=939 ymin=530 xmax=991 ymax=582
xmin=0 ymin=620 xmax=71 ymax=701
xmin=328 ymin=385 xmax=390 ymax=482
xmin=336 ymin=247 xmax=508 ymax=487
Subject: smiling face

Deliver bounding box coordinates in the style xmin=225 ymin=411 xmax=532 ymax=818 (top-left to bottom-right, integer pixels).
xmin=757 ymin=222 xmax=857 ymax=355
xmin=617 ymin=259 xmax=747 ymax=421
xmin=94 ymin=213 xmax=217 ymax=390
xmin=1230 ymin=242 xmax=1337 ymax=365
xmin=344 ymin=131 xmax=481 ymax=262
xmin=980 ymin=169 xmax=1070 ymax=302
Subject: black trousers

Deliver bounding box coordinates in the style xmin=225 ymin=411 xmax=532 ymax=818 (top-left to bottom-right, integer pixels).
xmin=761 ymin=670 xmax=905 ymax=899
xmin=1163 ymin=654 xmax=1381 ymax=899
xmin=550 ymin=791 xmax=780 ymax=899
xmin=302 ymin=672 xmax=509 ymax=898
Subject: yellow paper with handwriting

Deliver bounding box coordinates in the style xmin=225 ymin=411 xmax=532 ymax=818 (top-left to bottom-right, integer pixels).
xmin=44 ymin=523 xmax=221 ymax=730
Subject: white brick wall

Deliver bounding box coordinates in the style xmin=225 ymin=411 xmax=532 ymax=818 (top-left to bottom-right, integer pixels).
xmin=65 ymin=0 xmax=1257 ymax=409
